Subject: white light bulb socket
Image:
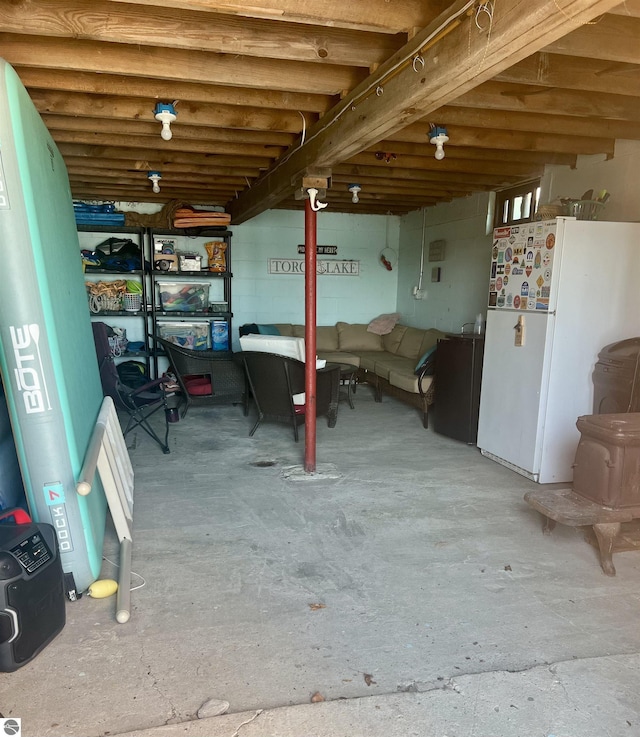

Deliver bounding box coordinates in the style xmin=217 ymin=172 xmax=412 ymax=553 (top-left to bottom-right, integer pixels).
xmin=154 ymin=103 xmax=177 ymax=141
xmin=348 ymin=184 xmax=361 ymax=204
xmin=430 ymin=129 xmax=449 ymax=161
xmin=148 ymin=171 xmax=162 ymax=193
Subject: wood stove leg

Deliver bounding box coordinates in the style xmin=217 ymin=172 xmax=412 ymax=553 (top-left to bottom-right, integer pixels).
xmin=542 ymin=516 xmax=556 ymax=535
xmin=593 ymin=522 xmax=621 ymax=577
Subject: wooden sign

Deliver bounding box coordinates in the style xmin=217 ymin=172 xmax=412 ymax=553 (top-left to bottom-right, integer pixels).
xmin=268 ymin=259 xmax=359 ymax=275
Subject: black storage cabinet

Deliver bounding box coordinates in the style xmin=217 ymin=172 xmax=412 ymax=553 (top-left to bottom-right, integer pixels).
xmin=433 ymin=334 xmax=484 ymax=444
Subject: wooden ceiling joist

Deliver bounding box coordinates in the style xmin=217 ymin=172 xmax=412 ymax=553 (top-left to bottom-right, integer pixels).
xmin=0 ymin=34 xmax=367 ymax=95
xmin=105 ymin=0 xmax=445 ymax=34
xmin=41 ymin=115 xmax=296 ymax=147
xmin=1 ymin=0 xmax=404 ymax=67
xmin=494 ymin=53 xmax=640 ymax=97
xmin=456 ymin=81 xmax=640 ymax=122
xmin=424 ymin=106 xmax=640 ymax=141
xmin=17 ymin=67 xmax=333 ymax=113
xmin=29 ymin=90 xmax=310 ymax=134
xmin=543 ymin=13 xmax=640 ymax=63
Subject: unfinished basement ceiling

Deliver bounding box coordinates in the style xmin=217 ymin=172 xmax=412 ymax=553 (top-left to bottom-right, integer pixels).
xmin=2 ymin=0 xmax=639 ymax=222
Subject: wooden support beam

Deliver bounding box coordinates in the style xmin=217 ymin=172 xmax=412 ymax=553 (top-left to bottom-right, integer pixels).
xmin=228 ymin=0 xmax=621 ymax=223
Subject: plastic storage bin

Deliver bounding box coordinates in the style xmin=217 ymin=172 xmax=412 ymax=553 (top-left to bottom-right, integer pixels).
xmin=592 ymin=337 xmax=640 ymax=414
xmin=157 ymin=281 xmax=210 ymax=312
xmin=573 ymin=413 xmax=640 ymax=508
xmin=157 ymin=321 xmax=210 ymax=350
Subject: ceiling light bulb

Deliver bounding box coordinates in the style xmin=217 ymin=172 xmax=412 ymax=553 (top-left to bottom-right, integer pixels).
xmin=154 ymin=103 xmax=177 ymax=141
xmin=348 ymin=183 xmax=361 ymax=204
xmin=148 ymin=171 xmax=162 ymax=193
xmin=429 ymin=126 xmax=449 ymax=161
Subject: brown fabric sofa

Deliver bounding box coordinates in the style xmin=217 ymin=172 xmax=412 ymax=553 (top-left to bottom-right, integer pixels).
xmin=269 ymin=322 xmax=446 ymax=428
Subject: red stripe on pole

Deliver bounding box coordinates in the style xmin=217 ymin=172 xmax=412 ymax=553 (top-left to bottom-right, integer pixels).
xmin=304 ymin=199 xmax=317 ymax=473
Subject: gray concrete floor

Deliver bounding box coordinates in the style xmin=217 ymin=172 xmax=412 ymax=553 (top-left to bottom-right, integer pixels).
xmin=3 ymin=389 xmax=640 ymax=737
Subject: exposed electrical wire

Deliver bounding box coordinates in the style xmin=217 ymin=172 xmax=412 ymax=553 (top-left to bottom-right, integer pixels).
xmin=417 ymin=207 xmax=426 ymax=291
xmin=298 ymin=111 xmax=307 ymax=145
xmin=260 ymin=0 xmax=477 ymax=180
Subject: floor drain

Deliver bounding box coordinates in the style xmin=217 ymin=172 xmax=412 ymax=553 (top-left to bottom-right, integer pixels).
xmin=251 ymin=460 xmax=277 ymax=467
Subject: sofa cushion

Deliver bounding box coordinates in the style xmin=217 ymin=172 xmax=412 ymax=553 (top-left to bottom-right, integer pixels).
xmin=388 ymin=370 xmax=433 ymax=395
xmin=356 ymin=351 xmax=387 ymax=372
xmin=418 ymin=329 xmax=447 ymax=358
xmin=372 ymin=355 xmax=416 ymax=381
xmin=291 ymin=324 xmax=339 ymax=352
xmin=382 ymin=325 xmax=407 ymax=354
xmin=337 ymin=322 xmax=384 ymax=352
xmin=396 ymin=327 xmax=428 ymax=360
xmin=273 ymin=323 xmax=294 ymax=336
xmin=316 ymin=326 xmax=340 ymax=352
xmin=318 ymin=351 xmax=360 ymax=368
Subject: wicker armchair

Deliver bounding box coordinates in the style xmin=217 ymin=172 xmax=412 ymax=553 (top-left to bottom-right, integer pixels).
xmin=157 ymin=338 xmax=246 ymax=418
xmin=240 ymin=351 xmax=340 ymax=441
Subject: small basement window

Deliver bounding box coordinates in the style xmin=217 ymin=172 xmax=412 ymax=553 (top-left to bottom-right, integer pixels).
xmin=494 ymin=180 xmax=541 ymax=228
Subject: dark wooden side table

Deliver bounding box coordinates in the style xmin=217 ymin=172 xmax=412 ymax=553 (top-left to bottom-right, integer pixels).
xmin=335 ymin=362 xmax=358 ymax=409
xmin=433 ymin=334 xmax=484 ymax=444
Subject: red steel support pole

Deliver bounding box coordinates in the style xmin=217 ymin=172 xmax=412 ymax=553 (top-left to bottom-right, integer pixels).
xmin=304 ymin=199 xmax=317 ymax=473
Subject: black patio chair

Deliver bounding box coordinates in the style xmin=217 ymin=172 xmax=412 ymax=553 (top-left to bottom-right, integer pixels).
xmin=240 ymin=351 xmax=340 ymax=441
xmin=156 ymin=338 xmax=247 ymax=418
xmin=92 ymin=322 xmax=171 ymax=454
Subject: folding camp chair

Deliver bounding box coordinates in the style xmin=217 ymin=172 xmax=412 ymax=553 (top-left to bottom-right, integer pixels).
xmin=91 ymin=322 xmax=172 ymax=454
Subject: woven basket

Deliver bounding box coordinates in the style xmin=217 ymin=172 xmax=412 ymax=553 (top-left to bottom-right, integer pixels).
xmin=535 ymin=203 xmax=565 ymax=220
xmin=86 ymin=280 xmax=126 ymax=313
xmin=123 ymin=293 xmax=142 ymax=312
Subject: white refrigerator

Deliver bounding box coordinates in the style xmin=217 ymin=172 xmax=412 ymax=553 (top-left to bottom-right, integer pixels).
xmin=477 ymin=217 xmax=640 ymax=484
